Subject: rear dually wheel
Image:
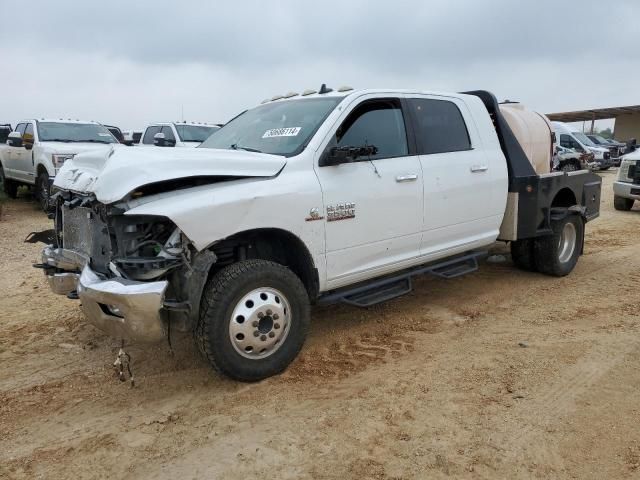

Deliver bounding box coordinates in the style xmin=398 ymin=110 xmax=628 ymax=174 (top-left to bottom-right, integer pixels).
xmin=534 ymin=214 xmax=584 ymax=277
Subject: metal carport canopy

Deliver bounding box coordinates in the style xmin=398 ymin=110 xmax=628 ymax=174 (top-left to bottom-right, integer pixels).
xmin=546 ymin=105 xmax=640 ymax=123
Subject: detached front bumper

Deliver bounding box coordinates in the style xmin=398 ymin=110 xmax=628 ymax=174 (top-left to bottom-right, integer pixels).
xmin=41 ymin=246 xmax=168 ymax=343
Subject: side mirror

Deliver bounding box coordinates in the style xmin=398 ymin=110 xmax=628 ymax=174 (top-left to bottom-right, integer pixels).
xmin=319 ymin=145 xmax=378 ymax=167
xmin=7 ymin=131 xmax=23 ymax=148
xmin=153 ymin=132 xmax=166 ymax=146
xmin=554 ymin=146 xmax=560 ymax=154
xmin=154 ymin=132 xmax=175 ymax=147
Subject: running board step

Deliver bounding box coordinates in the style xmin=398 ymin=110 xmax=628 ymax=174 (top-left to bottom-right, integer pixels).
xmin=431 ymin=257 xmax=479 ymax=279
xmin=342 ymin=278 xmax=413 ymax=308
xmin=319 ymin=251 xmax=486 ymax=308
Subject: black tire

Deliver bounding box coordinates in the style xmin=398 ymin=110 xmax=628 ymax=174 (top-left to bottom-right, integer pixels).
xmin=0 ymin=165 xmax=18 ymax=199
xmin=600 ymin=166 xmax=611 ymax=171
xmin=534 ymin=214 xmax=584 ymax=277
xmin=510 ymin=239 xmax=537 ymax=272
xmin=614 ymin=195 xmax=634 ymax=211
xmin=195 ymin=259 xmax=310 ymax=381
xmin=36 ymin=171 xmax=51 ymax=212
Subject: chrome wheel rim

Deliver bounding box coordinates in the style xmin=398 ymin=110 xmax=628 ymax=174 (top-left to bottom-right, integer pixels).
xmin=558 ymin=222 xmax=577 ymax=263
xmin=228 ymin=287 xmax=291 ymax=359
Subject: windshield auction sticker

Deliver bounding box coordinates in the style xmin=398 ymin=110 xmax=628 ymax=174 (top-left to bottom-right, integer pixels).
xmin=262 ymin=127 xmax=301 ymax=138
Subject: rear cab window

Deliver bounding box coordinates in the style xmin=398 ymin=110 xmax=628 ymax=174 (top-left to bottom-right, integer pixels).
xmin=407 ymin=98 xmax=471 ymax=154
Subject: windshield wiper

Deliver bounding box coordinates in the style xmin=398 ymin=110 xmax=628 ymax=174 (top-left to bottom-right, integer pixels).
xmin=230 ymin=144 xmax=262 ymax=153
xmin=45 ymin=138 xmax=73 ymax=143
xmin=75 ymin=139 xmax=112 ymax=144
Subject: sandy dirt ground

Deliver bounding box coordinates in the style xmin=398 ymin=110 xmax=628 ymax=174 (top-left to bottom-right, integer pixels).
xmin=1 ymin=171 xmax=639 ymax=479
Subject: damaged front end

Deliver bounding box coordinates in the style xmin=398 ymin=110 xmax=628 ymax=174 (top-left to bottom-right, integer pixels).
xmin=39 ymin=191 xmax=215 ymax=343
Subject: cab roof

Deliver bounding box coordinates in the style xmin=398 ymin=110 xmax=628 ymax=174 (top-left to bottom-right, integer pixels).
xmin=149 ymin=121 xmax=219 ymax=127
xmin=257 ymin=86 xmax=473 ymax=107
xmin=20 ymin=118 xmax=102 ymax=125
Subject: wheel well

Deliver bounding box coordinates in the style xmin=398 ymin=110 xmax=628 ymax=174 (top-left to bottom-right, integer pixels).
xmin=551 ymin=188 xmax=577 ymax=208
xmin=36 ymin=164 xmax=48 ymax=177
xmin=208 ymin=228 xmax=319 ymax=300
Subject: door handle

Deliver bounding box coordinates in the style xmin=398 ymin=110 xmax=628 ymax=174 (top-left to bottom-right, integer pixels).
xmin=396 ymin=174 xmax=418 ymax=182
xmin=470 ymin=165 xmax=489 ymax=173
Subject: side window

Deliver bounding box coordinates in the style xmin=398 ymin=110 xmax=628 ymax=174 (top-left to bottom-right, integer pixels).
xmin=161 ymin=126 xmax=176 ymax=142
xmin=409 ymin=98 xmax=471 ymax=154
xmin=15 ymin=123 xmax=27 ymax=135
xmin=560 ymin=134 xmax=576 ymax=149
xmin=335 ymin=99 xmax=408 ymax=160
xmin=23 ymin=123 xmax=35 ymax=144
xmin=142 ymin=126 xmax=162 ymax=144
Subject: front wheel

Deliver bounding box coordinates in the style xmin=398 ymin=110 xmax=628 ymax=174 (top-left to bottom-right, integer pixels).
xmin=36 ymin=171 xmax=51 ymax=212
xmin=195 ymin=259 xmax=310 ymax=381
xmin=534 ymin=214 xmax=584 ymax=277
xmin=614 ymin=195 xmax=634 ymax=211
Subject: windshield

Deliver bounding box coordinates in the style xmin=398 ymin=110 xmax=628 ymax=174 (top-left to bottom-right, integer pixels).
xmin=199 ymin=97 xmax=343 ymax=156
xmin=594 ymin=135 xmax=610 ymax=144
xmin=572 ymin=132 xmax=596 ymax=147
xmin=175 ymin=124 xmax=219 ymax=143
xmin=37 ymin=122 xmax=118 ymax=143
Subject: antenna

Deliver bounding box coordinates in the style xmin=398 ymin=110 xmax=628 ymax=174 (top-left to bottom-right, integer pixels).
xmin=318 ymin=83 xmax=333 ymax=94
xmin=181 ymin=105 xmax=184 ymax=122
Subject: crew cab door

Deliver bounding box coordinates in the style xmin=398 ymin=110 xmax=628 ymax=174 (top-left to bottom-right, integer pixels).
xmin=314 ymin=96 xmax=423 ymax=289
xmin=405 ymin=96 xmax=506 ymax=255
xmin=4 ymin=122 xmax=28 ymax=182
xmin=14 ymin=122 xmax=36 ymax=183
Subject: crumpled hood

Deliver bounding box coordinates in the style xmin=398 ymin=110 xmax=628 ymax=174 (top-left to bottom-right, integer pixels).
xmin=53 ymin=146 xmax=287 ymax=204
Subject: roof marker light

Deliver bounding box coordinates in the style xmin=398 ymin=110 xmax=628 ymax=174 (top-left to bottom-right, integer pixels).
xmin=283 ymin=92 xmax=299 ymax=98
xmin=271 ymin=95 xmax=284 ymax=101
xmin=261 ymin=99 xmax=270 ymax=104
xmin=301 ymin=89 xmax=317 ymax=96
xmin=337 ymin=85 xmax=354 ymax=92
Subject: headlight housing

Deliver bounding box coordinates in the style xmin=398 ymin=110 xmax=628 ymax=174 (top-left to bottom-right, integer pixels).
xmin=618 ymin=159 xmax=635 ymax=182
xmin=52 ymin=153 xmax=75 ymax=171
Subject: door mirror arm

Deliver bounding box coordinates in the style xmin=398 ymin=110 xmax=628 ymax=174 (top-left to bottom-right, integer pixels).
xmin=319 ymin=145 xmax=378 ymax=167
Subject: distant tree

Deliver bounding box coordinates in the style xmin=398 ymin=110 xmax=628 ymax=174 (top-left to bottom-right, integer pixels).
xmin=599 ymin=127 xmax=613 ymax=139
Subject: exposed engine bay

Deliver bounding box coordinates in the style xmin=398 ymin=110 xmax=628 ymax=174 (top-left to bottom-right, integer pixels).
xmin=53 ymin=191 xmax=188 ymax=282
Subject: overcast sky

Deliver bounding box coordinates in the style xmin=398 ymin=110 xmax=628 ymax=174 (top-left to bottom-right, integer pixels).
xmin=1 ymin=0 xmax=637 ymax=132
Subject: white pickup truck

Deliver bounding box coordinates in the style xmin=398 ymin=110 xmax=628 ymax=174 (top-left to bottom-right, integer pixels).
xmin=38 ymin=87 xmax=602 ymax=381
xmin=140 ymin=122 xmax=220 ymax=147
xmin=0 ymin=119 xmax=118 ymax=210
xmin=613 ymin=147 xmax=640 ymax=210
